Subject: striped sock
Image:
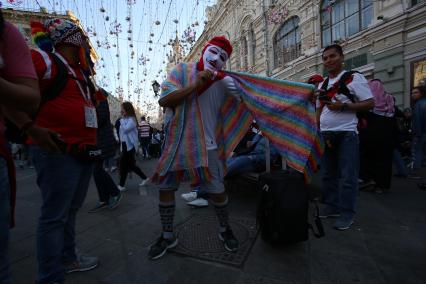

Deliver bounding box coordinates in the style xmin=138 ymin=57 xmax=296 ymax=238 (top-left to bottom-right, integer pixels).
xmin=211 ymin=197 xmax=230 ymax=233
xmin=159 ymin=201 xmax=175 ymax=239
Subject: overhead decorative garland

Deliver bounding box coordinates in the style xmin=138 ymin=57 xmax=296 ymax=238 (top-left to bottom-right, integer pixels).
xmin=5 ymin=0 xmax=23 ymax=6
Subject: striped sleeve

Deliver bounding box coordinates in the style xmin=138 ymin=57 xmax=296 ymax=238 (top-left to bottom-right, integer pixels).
xmin=159 ymin=64 xmax=184 ymax=100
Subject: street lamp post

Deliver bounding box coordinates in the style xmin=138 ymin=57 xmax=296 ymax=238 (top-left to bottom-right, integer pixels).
xmin=152 ymin=80 xmax=160 ymax=97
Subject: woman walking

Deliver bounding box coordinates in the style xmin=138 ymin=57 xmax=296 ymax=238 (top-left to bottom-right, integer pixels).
xmin=118 ymin=102 xmax=149 ymax=191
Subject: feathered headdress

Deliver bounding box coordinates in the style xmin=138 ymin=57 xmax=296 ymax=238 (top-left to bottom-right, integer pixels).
xmin=30 ymin=21 xmax=53 ymax=52
xmin=30 ymin=19 xmax=94 ymax=74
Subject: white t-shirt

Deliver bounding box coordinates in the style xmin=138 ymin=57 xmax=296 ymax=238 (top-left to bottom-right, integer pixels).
xmin=318 ymin=70 xmax=373 ymax=132
xmin=197 ymin=76 xmax=240 ymax=150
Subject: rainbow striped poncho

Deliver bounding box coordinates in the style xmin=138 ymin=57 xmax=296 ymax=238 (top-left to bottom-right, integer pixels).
xmin=151 ymin=62 xmax=323 ymax=184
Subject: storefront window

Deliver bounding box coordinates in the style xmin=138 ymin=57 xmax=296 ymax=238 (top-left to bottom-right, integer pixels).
xmin=413 ymin=58 xmax=426 ymax=87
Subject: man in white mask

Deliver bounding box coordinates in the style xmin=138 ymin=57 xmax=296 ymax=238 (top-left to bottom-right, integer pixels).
xmin=149 ymin=36 xmax=241 ymax=260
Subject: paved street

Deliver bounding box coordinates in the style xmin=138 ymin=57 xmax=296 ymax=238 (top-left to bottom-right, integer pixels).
xmin=9 ymin=157 xmax=426 ymax=284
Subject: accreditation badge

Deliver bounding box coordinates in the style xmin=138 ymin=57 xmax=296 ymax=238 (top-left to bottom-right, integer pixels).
xmin=84 ymin=106 xmax=98 ymax=128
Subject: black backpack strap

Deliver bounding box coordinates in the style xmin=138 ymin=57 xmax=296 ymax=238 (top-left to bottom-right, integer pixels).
xmin=41 ymin=53 xmax=69 ymax=103
xmin=309 ymin=199 xmax=325 ymax=238
xmin=321 ymin=77 xmax=329 ymax=91
xmin=338 ymin=71 xmax=360 ymax=103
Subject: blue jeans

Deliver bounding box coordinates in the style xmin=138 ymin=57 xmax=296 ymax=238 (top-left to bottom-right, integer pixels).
xmin=412 ymin=134 xmax=426 ymax=170
xmin=0 ymin=157 xmax=11 ymax=284
xmin=225 ymin=154 xmax=264 ymax=178
xmin=31 ymin=146 xmax=93 ymax=284
xmin=321 ymin=131 xmax=359 ymax=218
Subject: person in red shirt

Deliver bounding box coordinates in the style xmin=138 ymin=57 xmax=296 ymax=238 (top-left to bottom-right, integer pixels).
xmin=5 ymin=18 xmax=99 ymax=283
xmin=0 ymin=10 xmax=40 ymax=283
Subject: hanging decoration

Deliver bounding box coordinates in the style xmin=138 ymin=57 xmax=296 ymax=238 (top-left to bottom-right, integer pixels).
xmin=116 ymin=86 xmax=124 ymax=99
xmin=109 ymin=20 xmax=122 ymax=35
xmin=101 ymin=38 xmax=111 ymax=49
xmin=6 ymin=0 xmax=23 ymax=6
xmin=183 ymin=27 xmax=196 ymax=44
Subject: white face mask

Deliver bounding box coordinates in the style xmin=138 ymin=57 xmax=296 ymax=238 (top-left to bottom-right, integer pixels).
xmin=202 ymin=45 xmax=228 ymax=71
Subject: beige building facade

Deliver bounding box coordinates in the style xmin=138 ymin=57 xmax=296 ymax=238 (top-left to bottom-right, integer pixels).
xmin=186 ymin=0 xmax=426 ymax=107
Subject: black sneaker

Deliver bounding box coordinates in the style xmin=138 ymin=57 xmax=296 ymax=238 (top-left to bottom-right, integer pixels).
xmin=219 ymin=228 xmax=239 ymax=252
xmin=65 ymin=255 xmax=98 ymax=273
xmin=108 ymin=193 xmax=122 ymax=210
xmin=148 ymin=235 xmax=178 ymax=260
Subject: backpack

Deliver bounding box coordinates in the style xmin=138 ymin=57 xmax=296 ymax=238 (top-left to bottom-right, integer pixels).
xmin=320 ymin=71 xmax=369 ymax=127
xmin=320 ymin=71 xmax=359 ymax=103
xmin=4 ymin=52 xmax=88 ymax=143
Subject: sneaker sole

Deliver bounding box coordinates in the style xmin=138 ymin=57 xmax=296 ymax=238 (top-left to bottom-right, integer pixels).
xmin=334 ymin=221 xmax=354 ymax=231
xmin=149 ymin=238 xmax=178 ymax=260
xmin=88 ymin=205 xmax=108 ymax=213
xmin=66 ymin=263 xmax=98 ymax=274
xmin=319 ymin=214 xmax=340 ymax=219
xmin=187 ymin=203 xmax=209 ymax=208
xmin=181 ymin=197 xmax=197 ymax=202
xmin=218 ymin=234 xmax=238 ymax=252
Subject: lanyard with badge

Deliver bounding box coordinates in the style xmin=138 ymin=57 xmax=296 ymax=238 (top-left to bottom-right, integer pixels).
xmin=55 ymin=53 xmax=98 ymax=128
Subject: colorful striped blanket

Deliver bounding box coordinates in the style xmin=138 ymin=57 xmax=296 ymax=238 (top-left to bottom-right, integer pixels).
xmin=151 ymin=63 xmax=323 ymax=184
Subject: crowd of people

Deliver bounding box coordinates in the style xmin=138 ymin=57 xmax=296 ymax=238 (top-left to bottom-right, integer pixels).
xmin=1 ymin=9 xmax=426 ymax=284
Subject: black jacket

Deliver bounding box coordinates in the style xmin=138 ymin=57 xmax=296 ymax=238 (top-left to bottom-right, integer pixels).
xmin=96 ymin=100 xmax=117 ymax=159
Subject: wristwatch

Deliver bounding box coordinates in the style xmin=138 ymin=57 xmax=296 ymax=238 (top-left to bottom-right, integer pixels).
xmin=340 ymin=103 xmax=349 ymax=112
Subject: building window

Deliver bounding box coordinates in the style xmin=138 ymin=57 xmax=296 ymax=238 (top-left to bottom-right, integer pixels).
xmin=235 ymin=45 xmax=241 ymax=71
xmin=249 ymin=23 xmax=256 ymax=68
xmin=321 ymin=0 xmax=373 ymax=47
xmin=241 ymin=36 xmax=249 ymax=71
xmin=412 ymin=0 xmax=426 ymax=6
xmin=273 ymin=16 xmax=301 ymax=68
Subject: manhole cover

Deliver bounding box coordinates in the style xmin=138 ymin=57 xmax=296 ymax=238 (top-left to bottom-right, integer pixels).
xmin=170 ymin=213 xmax=258 ymax=267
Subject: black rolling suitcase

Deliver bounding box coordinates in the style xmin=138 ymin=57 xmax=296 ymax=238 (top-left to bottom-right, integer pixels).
xmin=257 ymin=140 xmax=324 ymax=245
